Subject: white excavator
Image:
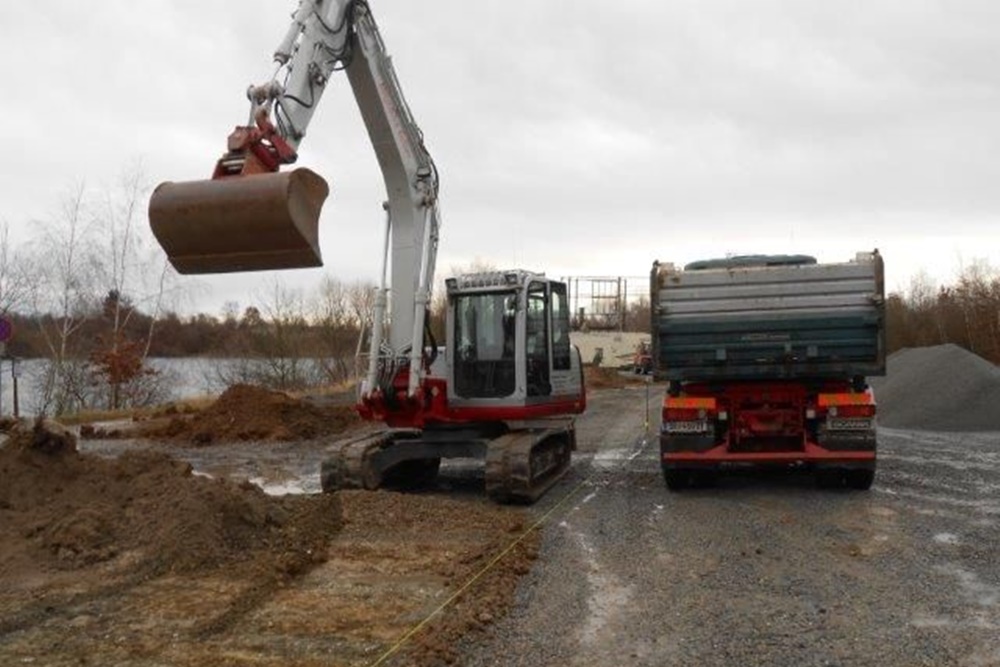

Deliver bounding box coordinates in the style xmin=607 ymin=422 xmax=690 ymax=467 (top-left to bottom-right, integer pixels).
xmin=148 ymin=0 xmax=586 ymax=503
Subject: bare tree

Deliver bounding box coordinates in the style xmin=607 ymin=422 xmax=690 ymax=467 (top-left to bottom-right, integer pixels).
xmin=0 ymin=222 xmax=30 ymax=317
xmin=89 ymin=164 xmax=175 ymax=410
xmin=214 ymin=277 xmax=324 ymax=391
xmin=885 ymin=261 xmax=1000 ymax=364
xmin=23 ymin=167 xmax=176 ymax=415
xmin=626 ymin=295 xmax=651 ymax=333
xmin=313 ymin=275 xmax=365 ymax=384
xmin=347 ymin=280 xmax=377 ymax=380
xmin=26 ymin=184 xmax=101 ymax=414
xmin=953 ymin=259 xmax=1000 ymax=361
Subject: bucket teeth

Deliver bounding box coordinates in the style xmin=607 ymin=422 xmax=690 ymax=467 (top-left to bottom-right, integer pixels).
xmin=148 ymin=167 xmax=329 ymax=274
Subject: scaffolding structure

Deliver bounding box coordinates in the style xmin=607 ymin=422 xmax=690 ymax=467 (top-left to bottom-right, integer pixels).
xmin=562 ymin=275 xmax=648 ymax=332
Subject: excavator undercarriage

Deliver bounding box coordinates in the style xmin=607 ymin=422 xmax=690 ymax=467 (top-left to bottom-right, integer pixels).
xmin=320 ymin=419 xmax=576 ymax=504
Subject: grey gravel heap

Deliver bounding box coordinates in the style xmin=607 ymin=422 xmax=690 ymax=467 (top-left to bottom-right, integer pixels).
xmin=870 ymin=343 xmax=1000 ymax=432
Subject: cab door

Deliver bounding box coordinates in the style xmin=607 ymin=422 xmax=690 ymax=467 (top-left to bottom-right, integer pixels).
xmin=525 ymin=281 xmax=551 ymax=397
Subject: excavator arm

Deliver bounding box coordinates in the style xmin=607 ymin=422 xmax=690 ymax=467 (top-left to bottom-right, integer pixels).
xmin=149 ymin=0 xmax=440 ymax=397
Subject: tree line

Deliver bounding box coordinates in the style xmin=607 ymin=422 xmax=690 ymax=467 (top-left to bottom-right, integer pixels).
xmin=2 ymin=169 xmax=996 ymax=415
xmin=886 ymin=262 xmax=1000 ymax=365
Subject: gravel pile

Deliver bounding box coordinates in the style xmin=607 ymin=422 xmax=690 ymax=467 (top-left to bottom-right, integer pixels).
xmin=871 ymin=344 xmax=1000 ymax=431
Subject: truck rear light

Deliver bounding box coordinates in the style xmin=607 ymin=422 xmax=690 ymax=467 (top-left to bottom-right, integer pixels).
xmin=664 ymin=396 xmax=717 ymax=410
xmin=664 ymin=397 xmax=716 ymax=419
xmin=819 ymin=392 xmax=875 ymax=418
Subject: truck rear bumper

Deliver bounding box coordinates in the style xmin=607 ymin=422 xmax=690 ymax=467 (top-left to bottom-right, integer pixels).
xmin=661 ymin=440 xmax=876 ymax=466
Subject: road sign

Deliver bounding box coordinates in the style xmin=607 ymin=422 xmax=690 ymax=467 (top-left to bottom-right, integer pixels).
xmin=0 ymin=317 xmax=11 ymax=343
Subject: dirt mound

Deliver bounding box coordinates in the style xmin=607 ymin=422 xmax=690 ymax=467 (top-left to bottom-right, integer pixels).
xmin=137 ymin=383 xmax=360 ymax=445
xmin=0 ymin=420 xmax=342 ymax=579
xmin=870 ymin=344 xmax=1000 ymax=432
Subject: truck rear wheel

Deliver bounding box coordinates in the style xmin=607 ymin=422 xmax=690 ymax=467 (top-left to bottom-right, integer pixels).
xmin=663 ymin=467 xmax=690 ymax=492
xmin=691 ymin=469 xmax=718 ymax=488
xmin=816 ymin=469 xmax=843 ymax=489
xmin=817 ymin=467 xmax=875 ymax=490
xmin=846 ymin=468 xmax=875 ymax=490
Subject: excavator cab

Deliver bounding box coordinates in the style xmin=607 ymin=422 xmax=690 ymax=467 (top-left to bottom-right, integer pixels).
xmin=446 ymin=271 xmax=583 ymax=408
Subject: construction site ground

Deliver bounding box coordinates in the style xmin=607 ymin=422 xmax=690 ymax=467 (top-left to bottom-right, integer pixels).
xmin=2 ymin=350 xmax=1000 ymax=666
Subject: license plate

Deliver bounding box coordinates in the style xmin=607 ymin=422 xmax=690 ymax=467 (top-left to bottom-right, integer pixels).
xmin=827 ymin=418 xmax=873 ymax=431
xmin=664 ymin=421 xmax=709 ymax=434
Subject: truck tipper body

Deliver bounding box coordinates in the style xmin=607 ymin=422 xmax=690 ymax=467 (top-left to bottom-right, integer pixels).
xmin=650 ymin=251 xmax=886 ymax=490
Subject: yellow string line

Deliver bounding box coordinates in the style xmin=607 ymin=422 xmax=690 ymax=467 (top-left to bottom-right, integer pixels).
xmin=369 ymin=399 xmax=656 ymax=666
xmin=367 ymin=477 xmax=590 ymax=667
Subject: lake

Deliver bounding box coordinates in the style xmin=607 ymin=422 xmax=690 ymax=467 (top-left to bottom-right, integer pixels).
xmin=0 ymin=357 xmax=335 ymax=417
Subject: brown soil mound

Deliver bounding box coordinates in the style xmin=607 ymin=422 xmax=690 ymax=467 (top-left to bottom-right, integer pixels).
xmin=125 ymin=383 xmax=361 ymax=445
xmin=0 ymin=419 xmax=341 ymax=591
xmin=180 ymin=383 xmax=358 ymax=444
xmin=0 ymin=420 xmax=543 ymax=666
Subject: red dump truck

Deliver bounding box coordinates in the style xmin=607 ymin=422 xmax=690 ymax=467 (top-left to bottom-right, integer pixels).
xmin=651 ymin=251 xmax=886 ymax=491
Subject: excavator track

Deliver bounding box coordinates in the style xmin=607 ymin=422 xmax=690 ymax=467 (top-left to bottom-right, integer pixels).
xmin=321 ymin=423 xmax=574 ymax=504
xmin=484 ymin=425 xmax=574 ymax=504
xmin=320 ymin=431 xmax=395 ymax=492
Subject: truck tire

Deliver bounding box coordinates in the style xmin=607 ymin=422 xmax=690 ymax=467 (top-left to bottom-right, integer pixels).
xmin=817 ymin=467 xmax=875 ymax=490
xmin=815 ymin=469 xmax=844 ymax=489
xmin=846 ymin=468 xmax=875 ymax=490
xmin=691 ymin=469 xmax=718 ymax=488
xmin=663 ymin=467 xmax=690 ymax=492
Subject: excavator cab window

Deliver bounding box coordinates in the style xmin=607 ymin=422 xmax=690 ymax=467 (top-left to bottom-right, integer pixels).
xmin=453 ymin=291 xmax=517 ymax=399
xmin=551 ymin=282 xmax=571 ymax=371
xmin=526 ymin=282 xmax=552 ymax=397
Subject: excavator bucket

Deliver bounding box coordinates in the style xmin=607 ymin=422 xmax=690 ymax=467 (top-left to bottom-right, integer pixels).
xmin=148 ymin=168 xmax=330 ymax=274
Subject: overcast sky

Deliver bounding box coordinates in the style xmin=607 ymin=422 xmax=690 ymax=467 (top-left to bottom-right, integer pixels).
xmin=2 ymin=1 xmax=998 ymax=315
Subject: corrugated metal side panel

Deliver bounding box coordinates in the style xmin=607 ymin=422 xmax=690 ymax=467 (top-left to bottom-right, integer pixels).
xmin=651 ymin=254 xmax=886 ymax=381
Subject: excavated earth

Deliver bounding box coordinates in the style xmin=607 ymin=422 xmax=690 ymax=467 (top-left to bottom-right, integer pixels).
xmin=0 ymin=386 xmax=540 ymax=667
xmin=81 ymin=384 xmax=362 ymax=443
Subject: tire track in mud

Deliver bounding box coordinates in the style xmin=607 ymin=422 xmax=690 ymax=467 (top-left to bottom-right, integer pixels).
xmin=878 ymin=428 xmax=1000 ymax=522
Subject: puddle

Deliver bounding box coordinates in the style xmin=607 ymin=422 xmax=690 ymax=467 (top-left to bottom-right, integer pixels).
xmin=592 ymin=448 xmax=636 ymax=468
xmin=248 ymin=476 xmax=314 ymax=496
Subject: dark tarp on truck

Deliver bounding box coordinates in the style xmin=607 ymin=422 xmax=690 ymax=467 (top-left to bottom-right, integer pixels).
xmin=650 ymin=251 xmax=886 ymax=383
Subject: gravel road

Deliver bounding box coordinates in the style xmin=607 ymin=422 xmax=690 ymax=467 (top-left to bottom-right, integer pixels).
xmin=458 ymin=384 xmax=1000 ymax=667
